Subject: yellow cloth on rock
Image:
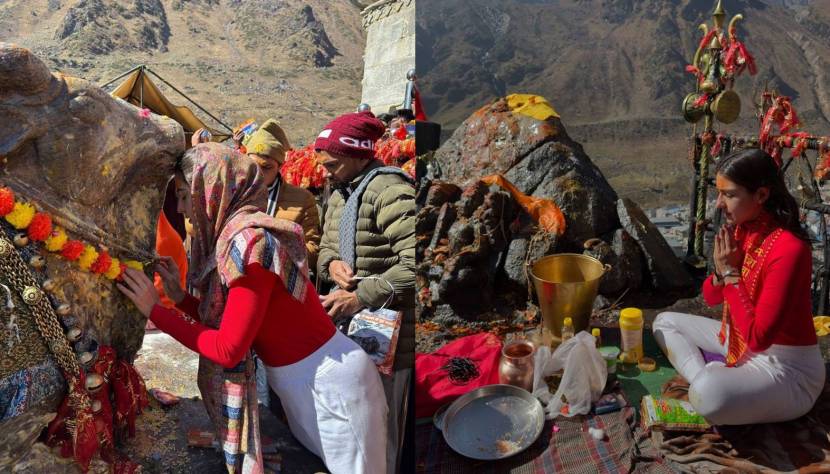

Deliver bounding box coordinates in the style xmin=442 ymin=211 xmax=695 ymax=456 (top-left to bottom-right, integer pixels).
xmin=814 ymin=316 xmax=830 ymax=336
xmin=506 ymin=94 xmax=560 ymax=121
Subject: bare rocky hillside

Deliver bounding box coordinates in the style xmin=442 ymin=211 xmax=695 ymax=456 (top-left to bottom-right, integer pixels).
xmin=417 ymin=0 xmax=830 ymax=207
xmin=0 ymin=0 xmax=368 ymax=143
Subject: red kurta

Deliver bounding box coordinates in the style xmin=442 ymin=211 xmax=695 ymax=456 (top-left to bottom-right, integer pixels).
xmin=150 ymin=263 xmax=336 ymax=368
xmin=702 ymin=229 xmax=817 ymax=353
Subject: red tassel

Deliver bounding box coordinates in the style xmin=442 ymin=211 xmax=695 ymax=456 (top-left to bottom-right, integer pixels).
xmin=790 ymin=132 xmax=812 ymax=158
xmin=697 ymin=28 xmax=720 ymax=56
xmin=692 ymin=94 xmax=710 ymax=108
xmin=711 ymin=134 xmax=724 ymax=158
xmin=816 ymin=147 xmax=830 ymax=180
xmin=760 ymin=96 xmax=801 ymax=166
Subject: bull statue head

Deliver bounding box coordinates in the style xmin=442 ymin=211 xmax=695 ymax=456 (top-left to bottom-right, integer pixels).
xmin=0 ymin=43 xmax=183 ymax=467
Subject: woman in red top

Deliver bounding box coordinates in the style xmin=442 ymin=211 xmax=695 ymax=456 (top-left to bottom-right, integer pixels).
xmin=118 ymin=143 xmax=387 ymax=473
xmin=653 ymin=148 xmax=824 ymax=425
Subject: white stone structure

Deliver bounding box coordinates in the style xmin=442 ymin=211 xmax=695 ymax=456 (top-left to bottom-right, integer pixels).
xmin=360 ymin=0 xmax=415 ymax=114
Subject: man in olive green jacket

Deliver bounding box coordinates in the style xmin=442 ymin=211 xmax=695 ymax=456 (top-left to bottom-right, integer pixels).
xmin=315 ymin=111 xmax=414 ymax=474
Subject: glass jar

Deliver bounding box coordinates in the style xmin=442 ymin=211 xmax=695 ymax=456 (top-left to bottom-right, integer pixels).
xmin=498 ymin=340 xmax=535 ymax=392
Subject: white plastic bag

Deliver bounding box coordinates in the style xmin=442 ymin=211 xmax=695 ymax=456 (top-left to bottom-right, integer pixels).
xmin=532 ymin=331 xmax=607 ymax=419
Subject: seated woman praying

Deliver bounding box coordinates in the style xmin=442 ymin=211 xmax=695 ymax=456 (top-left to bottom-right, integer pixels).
xmin=117 ymin=143 xmax=387 ymax=474
xmin=653 ymin=148 xmax=824 ymax=426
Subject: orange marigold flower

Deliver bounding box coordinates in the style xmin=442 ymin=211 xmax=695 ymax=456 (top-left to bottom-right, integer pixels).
xmin=0 ymin=188 xmax=14 ymax=216
xmin=27 ymin=212 xmax=53 ymax=241
xmin=90 ymin=251 xmax=112 ymax=274
xmin=61 ymin=240 xmax=85 ymax=261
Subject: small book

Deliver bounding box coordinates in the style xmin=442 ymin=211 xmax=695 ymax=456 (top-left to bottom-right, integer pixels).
xmin=640 ymin=395 xmax=711 ymax=432
xmin=347 ymin=307 xmax=402 ymax=376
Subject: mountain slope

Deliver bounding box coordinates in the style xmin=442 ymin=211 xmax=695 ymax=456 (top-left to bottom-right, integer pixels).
xmin=417 ymin=0 xmax=830 ymax=206
xmin=0 ymin=0 xmax=367 ymax=143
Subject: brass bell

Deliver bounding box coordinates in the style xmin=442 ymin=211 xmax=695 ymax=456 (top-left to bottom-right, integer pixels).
xmin=85 ymin=373 xmax=104 ymax=394
xmin=29 ymin=255 xmax=45 ymax=269
xmin=56 ymin=303 xmax=71 ymax=316
xmin=78 ymin=351 xmax=94 ymax=366
xmin=66 ymin=327 xmax=82 ymax=342
xmin=712 ymin=89 xmax=741 ymax=124
xmin=682 ymin=93 xmax=706 ymax=124
xmin=42 ymin=279 xmax=56 ymax=292
xmin=13 ymin=233 xmax=28 ymax=247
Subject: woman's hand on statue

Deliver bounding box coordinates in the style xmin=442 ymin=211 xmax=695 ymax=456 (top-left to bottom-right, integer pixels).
xmin=320 ymin=290 xmax=364 ymax=318
xmin=714 ymin=226 xmax=742 ymax=276
xmin=155 ymin=256 xmax=185 ymax=304
xmin=117 ymin=268 xmax=161 ymax=317
xmin=329 ymin=260 xmax=356 ymax=290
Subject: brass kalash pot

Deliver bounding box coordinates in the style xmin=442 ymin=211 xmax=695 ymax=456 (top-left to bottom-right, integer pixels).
xmin=529 ymin=254 xmax=610 ymax=338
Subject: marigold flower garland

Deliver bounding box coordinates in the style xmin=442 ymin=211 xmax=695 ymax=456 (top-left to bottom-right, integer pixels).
xmin=0 ymin=186 xmax=144 ymax=279
xmin=282 ymin=144 xmax=328 ymax=189
xmin=282 ymin=133 xmax=417 ymax=189
xmin=376 ymin=136 xmax=416 ymax=179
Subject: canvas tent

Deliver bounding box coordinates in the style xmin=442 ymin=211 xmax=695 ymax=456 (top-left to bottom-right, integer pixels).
xmin=101 ymin=65 xmax=233 ymax=144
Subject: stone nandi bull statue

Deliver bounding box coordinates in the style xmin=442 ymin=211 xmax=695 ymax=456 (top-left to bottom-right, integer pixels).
xmin=0 ymin=43 xmax=183 ymax=469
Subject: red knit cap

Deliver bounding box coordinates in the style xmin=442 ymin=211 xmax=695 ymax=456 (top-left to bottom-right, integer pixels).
xmin=314 ymin=111 xmax=386 ymax=160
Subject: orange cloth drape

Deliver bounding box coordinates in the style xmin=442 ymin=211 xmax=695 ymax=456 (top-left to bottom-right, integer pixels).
xmin=154 ymin=211 xmax=188 ymax=308
xmin=480 ymin=174 xmax=566 ymax=235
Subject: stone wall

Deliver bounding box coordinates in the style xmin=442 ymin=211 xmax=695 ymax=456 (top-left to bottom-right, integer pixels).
xmin=360 ymin=0 xmax=415 ymax=114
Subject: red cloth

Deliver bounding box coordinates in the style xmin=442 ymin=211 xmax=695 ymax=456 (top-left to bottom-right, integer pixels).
xmin=44 ymin=346 xmax=148 ymax=471
xmin=413 ymin=86 xmax=427 ymax=121
xmin=415 ymin=332 xmax=503 ymax=419
xmin=702 ymin=228 xmax=816 ymax=353
xmin=150 ymin=262 xmax=336 ymax=368
xmin=313 ymin=110 xmax=386 ymax=160
xmin=44 ymin=372 xmax=98 ymax=471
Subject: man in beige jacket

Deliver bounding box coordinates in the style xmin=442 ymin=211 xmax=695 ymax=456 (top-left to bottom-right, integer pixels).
xmin=245 ymin=119 xmax=320 ymax=269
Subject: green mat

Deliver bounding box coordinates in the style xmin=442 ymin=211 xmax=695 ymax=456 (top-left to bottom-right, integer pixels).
xmin=597 ymin=327 xmax=677 ymax=408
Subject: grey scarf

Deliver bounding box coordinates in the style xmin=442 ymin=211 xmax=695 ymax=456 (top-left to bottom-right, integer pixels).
xmin=338 ymin=166 xmax=414 ymax=269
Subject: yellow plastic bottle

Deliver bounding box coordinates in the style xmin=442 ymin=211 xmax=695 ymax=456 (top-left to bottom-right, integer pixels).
xmin=591 ymin=328 xmax=602 ymax=348
xmin=619 ymin=308 xmax=644 ymax=363
xmin=562 ymin=317 xmax=575 ymax=341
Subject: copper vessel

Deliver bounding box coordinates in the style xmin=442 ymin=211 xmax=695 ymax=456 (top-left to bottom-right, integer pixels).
xmin=498 ymin=341 xmax=535 ymax=392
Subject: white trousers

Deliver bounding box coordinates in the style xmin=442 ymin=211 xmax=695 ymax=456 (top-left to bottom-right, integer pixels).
xmin=653 ymin=311 xmax=825 ymax=425
xmin=265 ymin=331 xmax=388 ymax=474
